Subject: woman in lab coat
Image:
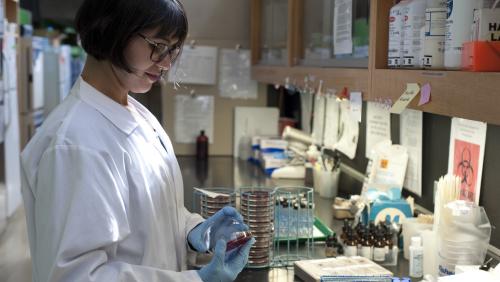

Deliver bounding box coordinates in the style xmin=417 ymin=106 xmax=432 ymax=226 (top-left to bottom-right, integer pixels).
xmin=20 ymin=0 xmax=254 ymax=281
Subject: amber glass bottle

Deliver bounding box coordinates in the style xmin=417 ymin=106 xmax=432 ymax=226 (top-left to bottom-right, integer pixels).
xmin=344 ymin=230 xmax=358 ymax=257
xmin=373 ymin=231 xmax=386 ymax=262
xmin=360 ymin=228 xmax=373 ymax=260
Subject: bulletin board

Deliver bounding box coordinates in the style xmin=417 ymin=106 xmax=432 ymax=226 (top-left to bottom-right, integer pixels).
xmin=334 ymin=101 xmax=500 ymax=249
xmin=160 ymin=0 xmax=268 ymax=156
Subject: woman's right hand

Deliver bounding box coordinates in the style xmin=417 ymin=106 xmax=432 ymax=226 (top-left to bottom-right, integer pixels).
xmin=197 ymin=238 xmax=255 ymax=282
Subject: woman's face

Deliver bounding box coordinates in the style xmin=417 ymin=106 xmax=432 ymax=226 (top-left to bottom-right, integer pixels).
xmin=115 ymin=28 xmax=179 ymax=94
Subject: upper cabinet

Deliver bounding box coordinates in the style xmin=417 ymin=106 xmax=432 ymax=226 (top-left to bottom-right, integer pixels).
xmin=299 ymin=0 xmax=369 ymax=68
xmin=251 ymin=0 xmax=370 ymax=94
xmin=256 ymin=0 xmax=290 ymax=66
xmin=251 ymin=0 xmax=500 ymax=125
xmin=369 ymin=0 xmax=500 ymax=125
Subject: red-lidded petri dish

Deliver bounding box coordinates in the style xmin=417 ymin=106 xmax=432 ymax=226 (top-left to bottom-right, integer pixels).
xmin=226 ymin=231 xmax=254 ymax=252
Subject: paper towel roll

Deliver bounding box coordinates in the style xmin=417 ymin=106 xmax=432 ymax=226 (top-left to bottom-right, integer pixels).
xmin=282 ymin=126 xmax=315 ymax=145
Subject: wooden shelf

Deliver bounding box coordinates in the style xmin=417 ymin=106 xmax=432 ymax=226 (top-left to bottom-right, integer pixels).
xmin=251 ymin=0 xmax=500 ymax=125
xmin=371 ymin=69 xmax=500 ymax=124
xmin=251 ymin=65 xmax=369 ymax=95
xmin=368 ymin=0 xmax=500 ymax=125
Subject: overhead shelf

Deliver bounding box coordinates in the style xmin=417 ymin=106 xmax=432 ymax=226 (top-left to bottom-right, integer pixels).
xmin=252 ymin=65 xmax=370 ymax=96
xmin=371 ymin=69 xmax=500 ymax=125
xmin=368 ymin=0 xmax=500 ymax=125
xmin=250 ymin=0 xmax=370 ymax=97
xmin=251 ymin=0 xmax=500 ymax=125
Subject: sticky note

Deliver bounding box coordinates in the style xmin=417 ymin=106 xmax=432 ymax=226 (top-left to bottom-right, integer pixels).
xmin=418 ymin=83 xmax=431 ymax=106
xmin=390 ymin=83 xmax=420 ymax=114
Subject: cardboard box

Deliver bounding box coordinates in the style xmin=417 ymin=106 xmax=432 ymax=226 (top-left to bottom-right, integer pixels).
xmin=294 ymin=256 xmax=393 ymax=282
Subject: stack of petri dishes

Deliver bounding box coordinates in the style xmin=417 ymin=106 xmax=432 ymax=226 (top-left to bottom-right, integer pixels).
xmin=193 ymin=188 xmax=236 ymax=219
xmin=239 ymin=187 xmax=276 ymax=268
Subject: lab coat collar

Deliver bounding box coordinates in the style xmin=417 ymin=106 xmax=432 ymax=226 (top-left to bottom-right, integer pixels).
xmin=77 ymin=77 xmax=139 ymax=136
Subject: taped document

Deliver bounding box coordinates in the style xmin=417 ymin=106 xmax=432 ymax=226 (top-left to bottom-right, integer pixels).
xmin=174 ymin=95 xmax=214 ymax=144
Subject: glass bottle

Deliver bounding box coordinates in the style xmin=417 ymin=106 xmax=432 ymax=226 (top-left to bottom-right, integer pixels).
xmin=360 ymin=228 xmax=373 ymax=260
xmin=325 ymin=234 xmax=337 ymax=257
xmin=368 ymin=221 xmax=377 ymax=241
xmin=385 ymin=231 xmax=394 ymax=254
xmin=196 ymin=130 xmax=209 ymax=160
xmin=385 ymin=230 xmax=397 ymax=262
xmin=341 ymin=219 xmax=350 ymax=242
xmin=357 ymin=228 xmax=366 ymax=254
xmin=355 ymin=223 xmax=364 ymax=254
xmin=355 ymin=221 xmax=364 ymax=238
xmin=344 ymin=230 xmax=358 ymax=257
xmin=373 ymin=231 xmax=387 ymax=262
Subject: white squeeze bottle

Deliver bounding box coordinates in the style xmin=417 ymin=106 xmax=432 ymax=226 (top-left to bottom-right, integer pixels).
xmin=422 ymin=0 xmax=447 ymax=69
xmin=388 ymin=0 xmax=411 ymax=68
xmin=444 ymin=0 xmax=494 ymax=69
xmin=409 ymin=236 xmax=423 ymax=278
xmin=402 ymin=0 xmax=427 ymax=68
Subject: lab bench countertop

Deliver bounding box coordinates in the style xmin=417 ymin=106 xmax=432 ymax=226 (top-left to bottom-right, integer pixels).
xmin=178 ymin=156 xmax=409 ymax=281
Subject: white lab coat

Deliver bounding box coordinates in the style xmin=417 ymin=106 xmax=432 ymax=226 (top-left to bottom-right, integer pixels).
xmin=21 ymin=77 xmax=204 ymax=282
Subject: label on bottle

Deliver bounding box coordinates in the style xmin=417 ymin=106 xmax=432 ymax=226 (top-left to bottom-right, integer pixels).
xmin=345 ymin=246 xmax=357 ymax=257
xmin=425 ymin=8 xmax=447 ymax=36
xmin=410 ymin=251 xmax=423 ymax=277
xmin=444 ymin=0 xmax=477 ymax=68
xmin=426 ymin=0 xmax=447 ymax=9
xmin=402 ymin=0 xmax=426 ymax=67
xmin=360 ymin=246 xmax=372 ymax=260
xmin=423 ymin=37 xmax=446 ymax=68
xmin=373 ymin=247 xmax=386 ymax=262
xmin=388 ymin=5 xmax=405 ymax=67
xmin=422 ymin=7 xmax=447 ymax=68
xmin=385 ymin=248 xmax=394 ymax=262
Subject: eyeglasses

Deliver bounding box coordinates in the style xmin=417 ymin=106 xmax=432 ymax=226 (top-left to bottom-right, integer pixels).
xmin=138 ymin=33 xmax=180 ymax=63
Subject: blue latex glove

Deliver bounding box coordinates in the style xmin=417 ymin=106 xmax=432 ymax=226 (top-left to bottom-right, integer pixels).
xmin=198 ymin=238 xmax=255 ymax=282
xmin=188 ymin=206 xmax=248 ymax=252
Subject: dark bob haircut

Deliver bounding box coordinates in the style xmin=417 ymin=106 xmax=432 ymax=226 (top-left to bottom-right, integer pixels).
xmin=75 ymin=0 xmax=188 ymax=73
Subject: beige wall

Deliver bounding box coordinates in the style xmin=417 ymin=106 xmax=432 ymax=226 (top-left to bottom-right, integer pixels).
xmin=161 ymin=0 xmax=267 ymax=156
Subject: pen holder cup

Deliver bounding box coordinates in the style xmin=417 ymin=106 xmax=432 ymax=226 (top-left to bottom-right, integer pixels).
xmin=313 ymin=168 xmax=340 ymax=199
